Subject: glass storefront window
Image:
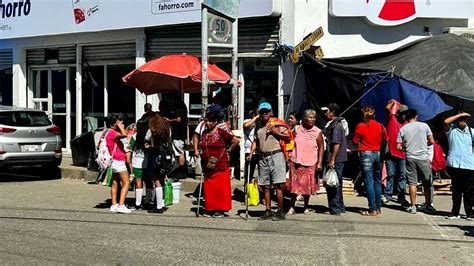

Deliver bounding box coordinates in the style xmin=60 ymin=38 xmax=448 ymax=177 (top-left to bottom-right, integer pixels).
xmin=0 ymin=68 xmax=12 ymax=105
xmin=82 ymin=65 xmax=104 ymax=132
xmin=107 ymin=64 xmax=135 ymax=127
xmin=243 ymin=58 xmax=278 ymax=117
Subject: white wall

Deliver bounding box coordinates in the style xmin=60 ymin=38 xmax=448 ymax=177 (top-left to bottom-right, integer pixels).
xmin=291 ymin=0 xmax=470 ymax=58
xmin=279 ymin=0 xmax=472 ymax=118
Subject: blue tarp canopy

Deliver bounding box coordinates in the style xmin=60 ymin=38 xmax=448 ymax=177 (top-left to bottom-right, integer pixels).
xmin=362 ymin=74 xmax=452 ymax=124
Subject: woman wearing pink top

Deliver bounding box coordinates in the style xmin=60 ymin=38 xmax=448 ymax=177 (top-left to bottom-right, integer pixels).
xmin=106 ymin=114 xmax=132 ymax=214
xmin=287 ymin=109 xmax=324 ymax=215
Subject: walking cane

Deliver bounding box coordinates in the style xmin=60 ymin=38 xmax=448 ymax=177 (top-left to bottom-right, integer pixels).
xmin=196 ymin=171 xmax=204 ymax=217
xmin=245 ymin=163 xmax=251 ymax=219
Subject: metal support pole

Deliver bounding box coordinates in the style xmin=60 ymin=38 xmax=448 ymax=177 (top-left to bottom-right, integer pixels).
xmin=231 ymin=17 xmax=239 ymax=129
xmin=201 ymin=7 xmax=209 ymax=114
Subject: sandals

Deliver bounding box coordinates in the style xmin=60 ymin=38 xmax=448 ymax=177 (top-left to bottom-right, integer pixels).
xmin=287 ymin=207 xmax=295 ymax=215
xmin=360 ymin=210 xmax=378 ymax=216
xmin=287 ymin=208 xmax=312 ymax=215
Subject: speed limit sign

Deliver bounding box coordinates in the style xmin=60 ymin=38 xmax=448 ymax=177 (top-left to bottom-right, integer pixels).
xmin=208 ymin=12 xmax=233 ymax=44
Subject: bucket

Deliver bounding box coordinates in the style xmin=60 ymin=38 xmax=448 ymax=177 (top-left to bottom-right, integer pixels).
xmin=172 ymin=182 xmax=181 ymax=204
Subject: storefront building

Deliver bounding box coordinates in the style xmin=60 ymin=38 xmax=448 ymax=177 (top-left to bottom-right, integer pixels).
xmin=0 ymin=0 xmax=472 ymax=152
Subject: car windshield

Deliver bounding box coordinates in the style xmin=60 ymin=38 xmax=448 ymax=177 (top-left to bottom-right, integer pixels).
xmin=0 ymin=111 xmax=52 ymax=127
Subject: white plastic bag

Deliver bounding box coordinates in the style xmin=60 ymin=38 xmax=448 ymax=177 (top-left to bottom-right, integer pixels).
xmin=323 ymin=168 xmax=339 ymax=188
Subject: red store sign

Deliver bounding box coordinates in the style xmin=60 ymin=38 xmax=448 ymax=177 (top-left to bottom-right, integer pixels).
xmin=330 ymin=0 xmax=474 ymax=26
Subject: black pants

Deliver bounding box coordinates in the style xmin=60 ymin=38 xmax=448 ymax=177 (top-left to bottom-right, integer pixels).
xmin=447 ymin=167 xmax=474 ymax=217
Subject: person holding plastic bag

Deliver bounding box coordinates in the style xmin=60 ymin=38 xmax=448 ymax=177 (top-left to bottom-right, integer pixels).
xmin=353 ymin=106 xmax=385 ymax=216
xmin=322 ymin=103 xmax=348 ymax=216
xmin=200 ymin=107 xmax=240 ymax=218
xmin=106 ymin=113 xmax=132 ymax=214
xmin=287 ymin=109 xmax=324 ymax=215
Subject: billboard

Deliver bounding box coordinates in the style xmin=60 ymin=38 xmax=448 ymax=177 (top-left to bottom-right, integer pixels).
xmin=329 ymin=0 xmax=474 ymax=26
xmin=0 ymin=0 xmax=278 ymax=39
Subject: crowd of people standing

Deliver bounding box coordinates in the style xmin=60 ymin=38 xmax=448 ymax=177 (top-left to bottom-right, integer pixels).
xmin=101 ymin=95 xmax=473 ymax=222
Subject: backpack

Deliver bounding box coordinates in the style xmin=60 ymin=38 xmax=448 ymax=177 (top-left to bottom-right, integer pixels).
xmin=95 ymin=130 xmax=116 ymax=171
xmin=268 ymin=117 xmax=295 ymax=160
xmin=135 ymin=115 xmax=149 ymax=150
xmin=154 ymin=140 xmax=176 ymax=176
xmin=431 ymin=142 xmax=446 ymax=172
xmin=322 ymin=117 xmax=344 ymax=161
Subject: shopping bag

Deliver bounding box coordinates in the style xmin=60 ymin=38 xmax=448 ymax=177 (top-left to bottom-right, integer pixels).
xmin=246 ymin=182 xmax=260 ymax=206
xmin=323 ymin=168 xmax=339 ymax=188
xmin=105 ymin=167 xmax=113 ymax=187
xmin=164 ymin=179 xmax=174 ymax=206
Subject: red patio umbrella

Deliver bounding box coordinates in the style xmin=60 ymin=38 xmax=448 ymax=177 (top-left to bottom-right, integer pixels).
xmin=122 ymin=54 xmax=231 ymax=95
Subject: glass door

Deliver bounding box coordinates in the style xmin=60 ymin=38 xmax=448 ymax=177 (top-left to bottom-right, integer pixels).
xmin=51 ymin=69 xmax=68 ymax=149
xmin=31 ymin=67 xmax=71 ymax=149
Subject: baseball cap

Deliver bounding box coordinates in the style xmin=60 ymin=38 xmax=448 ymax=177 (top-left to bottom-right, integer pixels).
xmin=258 ymin=102 xmax=272 ymax=111
xmin=398 ymin=104 xmax=409 ymax=113
xmin=206 ymin=104 xmax=223 ymax=115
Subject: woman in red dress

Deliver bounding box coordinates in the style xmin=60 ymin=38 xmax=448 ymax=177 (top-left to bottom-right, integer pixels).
xmin=200 ymin=108 xmax=240 ymax=218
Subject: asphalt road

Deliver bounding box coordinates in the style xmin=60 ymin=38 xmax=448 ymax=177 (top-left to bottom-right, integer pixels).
xmin=0 ymin=174 xmax=473 ymax=264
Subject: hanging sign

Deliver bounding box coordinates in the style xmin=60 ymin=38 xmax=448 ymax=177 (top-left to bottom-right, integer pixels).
xmin=308 ymin=46 xmax=324 ymax=60
xmin=202 ymin=0 xmax=240 ymax=19
xmin=290 ymin=27 xmax=324 ymax=63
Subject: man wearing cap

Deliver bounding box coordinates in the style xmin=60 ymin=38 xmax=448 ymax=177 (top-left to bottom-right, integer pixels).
xmin=383 ymin=99 xmax=410 ymax=206
xmin=322 ymin=103 xmax=347 ymax=215
xmin=443 ymin=112 xmax=474 ymax=220
xmin=247 ymin=102 xmax=290 ymax=221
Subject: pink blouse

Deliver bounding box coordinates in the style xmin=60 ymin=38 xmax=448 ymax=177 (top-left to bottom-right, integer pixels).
xmin=291 ymin=125 xmax=321 ymax=166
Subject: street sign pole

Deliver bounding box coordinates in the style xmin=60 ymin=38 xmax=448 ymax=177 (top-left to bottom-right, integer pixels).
xmin=231 ymin=17 xmax=238 ymax=129
xmin=201 ymin=0 xmax=240 ymax=128
xmin=201 ymin=6 xmax=209 ymax=114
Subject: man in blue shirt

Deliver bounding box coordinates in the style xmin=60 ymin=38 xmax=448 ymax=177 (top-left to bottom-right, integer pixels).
xmin=444 ymin=112 xmax=474 ymax=220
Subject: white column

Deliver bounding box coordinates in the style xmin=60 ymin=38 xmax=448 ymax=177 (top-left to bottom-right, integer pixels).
xmin=12 ymin=48 xmax=27 ymax=107
xmin=75 ymin=45 xmax=83 ymax=136
xmin=277 ymin=64 xmax=284 ymax=119
xmin=103 ymin=65 xmax=108 ymax=118
xmin=135 ymin=31 xmax=147 ymax=120
xmin=66 ymin=68 xmax=71 ymax=150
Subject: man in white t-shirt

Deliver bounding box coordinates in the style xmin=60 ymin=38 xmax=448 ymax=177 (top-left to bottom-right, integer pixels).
xmin=243 ymin=110 xmax=260 ymax=184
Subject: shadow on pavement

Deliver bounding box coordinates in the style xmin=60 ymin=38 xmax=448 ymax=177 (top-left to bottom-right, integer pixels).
xmin=439 ymin=224 xmax=474 ymax=237
xmin=93 ymin=197 xmax=137 ymax=210
xmin=0 ymin=166 xmax=62 ymax=182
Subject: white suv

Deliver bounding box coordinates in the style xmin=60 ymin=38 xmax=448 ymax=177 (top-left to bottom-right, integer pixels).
xmin=0 ymin=105 xmax=62 ymax=170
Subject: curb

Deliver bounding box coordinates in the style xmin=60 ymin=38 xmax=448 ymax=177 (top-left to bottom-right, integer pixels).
xmin=60 ymin=160 xmax=244 ymax=193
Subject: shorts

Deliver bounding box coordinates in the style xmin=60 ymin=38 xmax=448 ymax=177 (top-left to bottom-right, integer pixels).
xmin=406 ymin=158 xmax=431 ymax=186
xmin=258 ymin=152 xmax=287 ymax=186
xmin=133 ymin=168 xmax=143 ymax=179
xmin=111 ymin=160 xmax=128 ymax=173
xmin=172 ymin=139 xmax=185 ymax=156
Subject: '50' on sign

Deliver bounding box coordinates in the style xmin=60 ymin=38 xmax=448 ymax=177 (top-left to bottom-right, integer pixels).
xmin=208 ymin=12 xmax=233 ymax=44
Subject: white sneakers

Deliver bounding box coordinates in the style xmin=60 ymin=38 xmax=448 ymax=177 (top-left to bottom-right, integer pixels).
xmin=109 ymin=204 xmax=132 ymax=214
xmin=109 ymin=204 xmax=118 ymax=213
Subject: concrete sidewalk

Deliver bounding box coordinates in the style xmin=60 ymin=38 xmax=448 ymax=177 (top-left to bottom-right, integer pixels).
xmin=59 ymin=154 xmax=240 ymax=193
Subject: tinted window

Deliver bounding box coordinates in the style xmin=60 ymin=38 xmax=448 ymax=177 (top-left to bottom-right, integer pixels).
xmin=0 ymin=111 xmax=52 ymax=127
